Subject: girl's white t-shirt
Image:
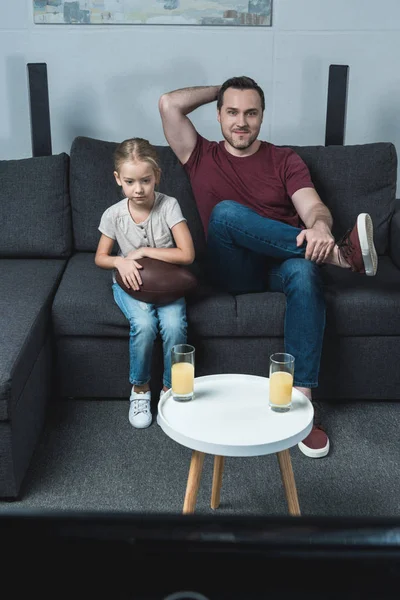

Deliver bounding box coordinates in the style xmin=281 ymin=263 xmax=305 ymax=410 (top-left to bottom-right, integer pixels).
xmin=98 ymin=192 xmax=187 ymax=284
xmin=98 ymin=192 xmax=186 ymax=257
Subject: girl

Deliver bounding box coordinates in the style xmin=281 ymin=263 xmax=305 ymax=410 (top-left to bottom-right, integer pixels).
xmin=95 ymin=138 xmax=195 ymax=429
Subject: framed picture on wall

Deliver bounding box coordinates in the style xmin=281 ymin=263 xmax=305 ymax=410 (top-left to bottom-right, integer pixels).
xmin=33 ymin=1 xmax=273 ymax=27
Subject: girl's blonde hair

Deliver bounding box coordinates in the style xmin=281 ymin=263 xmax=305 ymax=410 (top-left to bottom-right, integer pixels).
xmin=113 ymin=137 xmax=161 ymax=180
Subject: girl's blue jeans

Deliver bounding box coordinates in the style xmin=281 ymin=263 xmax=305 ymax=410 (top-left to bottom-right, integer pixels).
xmin=112 ymin=283 xmax=187 ymax=389
xmin=206 ymin=201 xmax=326 ymax=388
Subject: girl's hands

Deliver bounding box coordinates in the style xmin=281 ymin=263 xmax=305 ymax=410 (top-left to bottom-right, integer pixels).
xmin=126 ymin=248 xmax=147 ymax=261
xmin=116 ymin=257 xmax=143 ymax=290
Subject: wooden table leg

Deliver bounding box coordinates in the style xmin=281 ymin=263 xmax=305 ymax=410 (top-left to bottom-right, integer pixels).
xmin=211 ymin=455 xmax=225 ymax=509
xmin=183 ymin=450 xmax=205 ymax=514
xmin=276 ymin=449 xmax=301 ymax=516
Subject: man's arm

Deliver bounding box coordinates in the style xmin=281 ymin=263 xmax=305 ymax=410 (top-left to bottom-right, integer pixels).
xmin=292 ymin=187 xmax=333 ymax=230
xmin=158 ymin=85 xmax=220 ymax=165
xmin=292 ymin=187 xmax=335 ymax=263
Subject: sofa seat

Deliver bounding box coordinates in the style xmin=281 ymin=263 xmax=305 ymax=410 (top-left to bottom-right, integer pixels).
xmin=52 ymin=252 xmax=239 ymax=338
xmin=235 ymin=256 xmax=400 ymax=337
xmin=322 ymin=256 xmax=400 ymax=336
xmin=0 ymin=259 xmax=67 ymax=421
xmin=52 ymin=253 xmax=400 ymax=341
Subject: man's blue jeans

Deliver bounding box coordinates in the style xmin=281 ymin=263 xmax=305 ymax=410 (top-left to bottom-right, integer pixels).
xmin=206 ymin=201 xmax=326 ymax=388
xmin=112 ymin=283 xmax=187 ymax=389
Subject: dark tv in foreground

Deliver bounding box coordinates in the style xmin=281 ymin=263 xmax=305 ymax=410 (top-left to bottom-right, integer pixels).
xmin=2 ymin=511 xmax=400 ymax=599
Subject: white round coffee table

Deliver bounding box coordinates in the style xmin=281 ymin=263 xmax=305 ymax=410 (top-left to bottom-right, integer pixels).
xmin=157 ymin=373 xmax=313 ymax=515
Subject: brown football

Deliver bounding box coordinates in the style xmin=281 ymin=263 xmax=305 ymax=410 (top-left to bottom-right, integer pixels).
xmin=115 ymin=257 xmax=198 ymax=305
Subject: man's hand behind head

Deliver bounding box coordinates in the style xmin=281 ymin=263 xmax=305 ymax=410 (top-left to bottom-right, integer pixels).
xmin=158 ymin=85 xmax=220 ymax=165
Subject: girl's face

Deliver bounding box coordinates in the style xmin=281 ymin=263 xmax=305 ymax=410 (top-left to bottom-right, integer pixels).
xmin=114 ymin=160 xmax=159 ymax=207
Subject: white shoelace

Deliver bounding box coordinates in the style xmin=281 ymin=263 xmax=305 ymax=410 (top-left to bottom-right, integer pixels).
xmin=131 ymin=399 xmax=150 ymax=416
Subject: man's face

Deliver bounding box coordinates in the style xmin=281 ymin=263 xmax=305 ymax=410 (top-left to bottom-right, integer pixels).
xmin=217 ymin=87 xmax=264 ymax=154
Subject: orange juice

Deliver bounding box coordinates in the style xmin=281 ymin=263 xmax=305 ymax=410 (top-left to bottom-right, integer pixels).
xmin=171 ymin=362 xmax=194 ymax=395
xmin=269 ymin=371 xmax=293 ymax=406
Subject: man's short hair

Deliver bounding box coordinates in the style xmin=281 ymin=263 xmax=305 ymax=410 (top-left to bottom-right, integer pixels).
xmin=217 ymin=76 xmax=265 ymax=112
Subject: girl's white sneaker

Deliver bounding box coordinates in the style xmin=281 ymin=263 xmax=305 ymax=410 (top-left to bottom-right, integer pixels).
xmin=129 ymin=390 xmax=152 ymax=428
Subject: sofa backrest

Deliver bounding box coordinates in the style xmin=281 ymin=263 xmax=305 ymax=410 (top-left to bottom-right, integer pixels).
xmin=0 ymin=153 xmax=72 ymax=258
xmin=69 ymin=137 xmax=397 ymax=257
xmin=288 ymin=143 xmax=397 ymax=255
xmin=69 ymin=136 xmax=207 ymax=257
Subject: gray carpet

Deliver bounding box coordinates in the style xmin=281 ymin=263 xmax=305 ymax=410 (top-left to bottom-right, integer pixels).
xmin=1 ymin=399 xmax=399 ymax=517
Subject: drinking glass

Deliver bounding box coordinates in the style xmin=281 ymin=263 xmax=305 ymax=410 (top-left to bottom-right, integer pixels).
xmin=269 ymin=353 xmax=295 ymax=412
xmin=171 ymin=344 xmax=195 ymax=402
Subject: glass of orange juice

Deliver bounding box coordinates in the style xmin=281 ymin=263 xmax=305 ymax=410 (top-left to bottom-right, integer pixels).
xmin=269 ymin=353 xmax=295 ymax=412
xmin=171 ymin=344 xmax=195 ymax=402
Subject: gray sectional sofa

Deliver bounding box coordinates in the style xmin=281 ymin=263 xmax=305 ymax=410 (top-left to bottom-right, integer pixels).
xmin=1 ymin=136 xmax=399 ymax=499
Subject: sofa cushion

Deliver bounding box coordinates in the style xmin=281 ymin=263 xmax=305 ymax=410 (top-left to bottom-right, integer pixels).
xmin=0 ymin=259 xmax=67 ymax=420
xmin=233 ymin=257 xmax=400 ymax=337
xmin=70 ymin=137 xmax=396 ymax=258
xmin=0 ymin=153 xmax=72 ymax=258
xmin=52 ymin=253 xmax=400 ymax=342
xmin=289 ymin=143 xmax=397 ymax=255
xmin=322 ymin=256 xmax=400 ymax=336
xmin=51 ymin=253 xmax=237 ymax=338
xmin=69 ymin=136 xmax=207 ymax=258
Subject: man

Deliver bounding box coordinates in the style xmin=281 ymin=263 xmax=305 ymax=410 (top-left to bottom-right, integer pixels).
xmin=158 ymin=76 xmax=377 ymax=459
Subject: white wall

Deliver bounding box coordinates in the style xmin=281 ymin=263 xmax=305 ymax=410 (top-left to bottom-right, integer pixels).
xmin=1 ymin=0 xmax=400 ymax=191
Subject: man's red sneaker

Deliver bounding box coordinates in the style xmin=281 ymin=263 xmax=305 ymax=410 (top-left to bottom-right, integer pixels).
xmin=298 ymin=424 xmax=330 ymax=458
xmin=337 ymin=213 xmax=378 ymax=276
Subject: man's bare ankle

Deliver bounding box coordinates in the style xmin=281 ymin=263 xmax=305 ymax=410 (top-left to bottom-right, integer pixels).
xmin=294 ymin=386 xmax=312 ymax=400
xmin=325 ymin=245 xmax=350 ymax=269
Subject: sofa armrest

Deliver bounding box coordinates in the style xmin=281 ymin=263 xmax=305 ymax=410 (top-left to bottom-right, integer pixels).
xmin=389 ymin=201 xmax=400 ymax=269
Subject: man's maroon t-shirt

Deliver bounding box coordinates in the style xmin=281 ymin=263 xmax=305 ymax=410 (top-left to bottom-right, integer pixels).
xmin=183 ymin=135 xmax=315 ymax=237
